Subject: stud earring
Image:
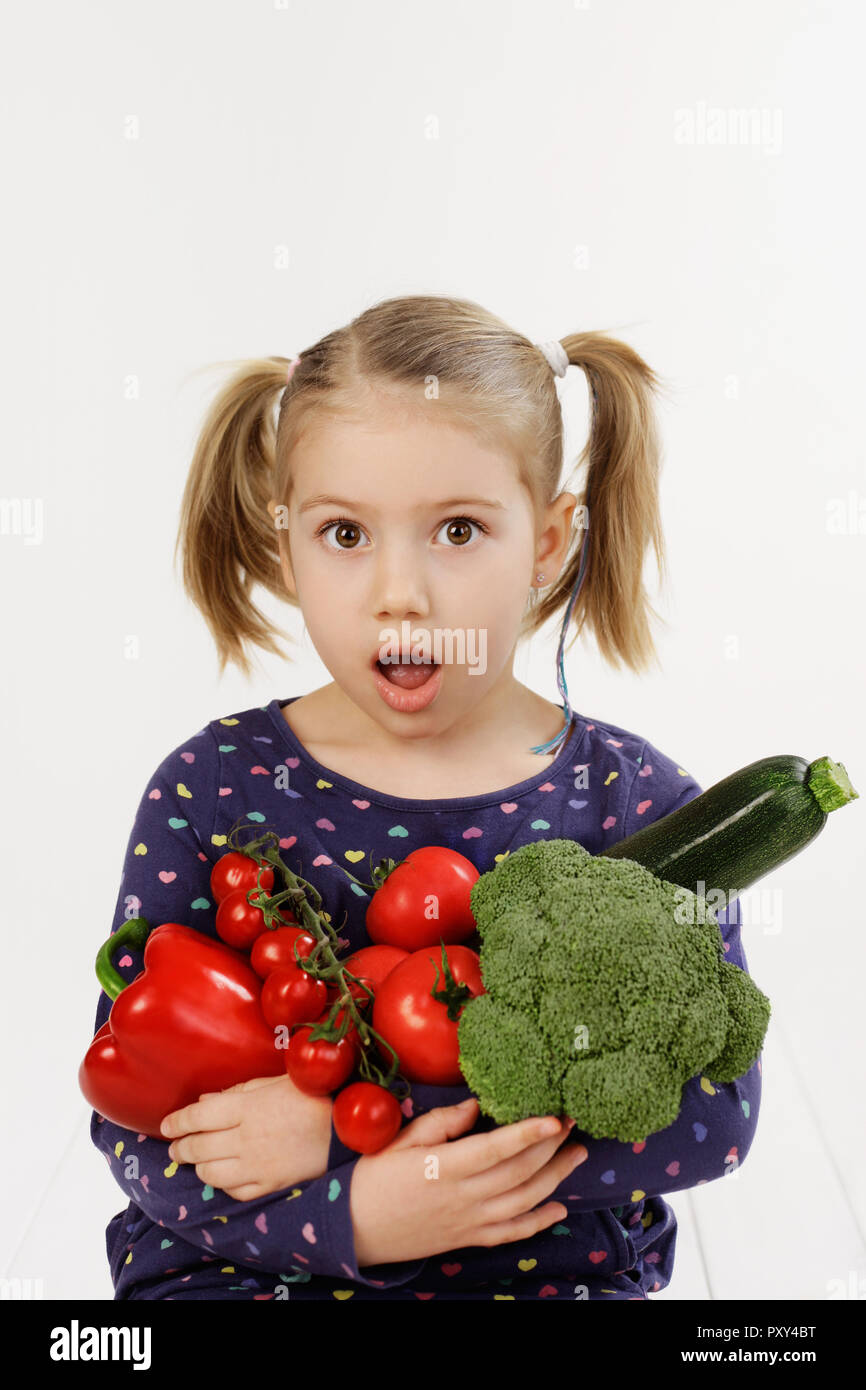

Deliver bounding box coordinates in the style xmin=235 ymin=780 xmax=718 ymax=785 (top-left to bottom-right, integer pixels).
xmin=535 ymin=572 xmax=546 ymax=584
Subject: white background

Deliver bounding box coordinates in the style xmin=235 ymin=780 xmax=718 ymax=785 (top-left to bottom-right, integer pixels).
xmin=2 ymin=0 xmax=864 ymax=1302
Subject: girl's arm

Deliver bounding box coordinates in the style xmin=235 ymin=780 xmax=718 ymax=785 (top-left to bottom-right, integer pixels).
xmin=92 ymin=1105 xmax=404 ymax=1284
xmin=559 ymin=746 xmax=764 ymax=1210
xmin=87 ymin=728 xmax=425 ymax=1288
xmin=552 ymin=896 xmax=763 ymax=1212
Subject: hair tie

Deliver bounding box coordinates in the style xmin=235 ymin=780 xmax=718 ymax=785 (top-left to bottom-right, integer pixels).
xmin=286 ymin=354 xmax=301 ymax=384
xmin=528 ymin=521 xmax=590 ymax=757
xmin=535 ymin=340 xmax=569 ymax=377
xmin=529 ymin=337 xmax=582 ymax=755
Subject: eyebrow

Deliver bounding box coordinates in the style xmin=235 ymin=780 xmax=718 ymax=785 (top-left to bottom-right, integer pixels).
xmin=297 ymin=494 xmax=507 ymax=514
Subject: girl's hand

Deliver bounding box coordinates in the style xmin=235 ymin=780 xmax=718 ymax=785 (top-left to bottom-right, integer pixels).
xmin=159 ymin=1074 xmax=333 ymax=1202
xmin=349 ymin=1097 xmax=588 ymax=1267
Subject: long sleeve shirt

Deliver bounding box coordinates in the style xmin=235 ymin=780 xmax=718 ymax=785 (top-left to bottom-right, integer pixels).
xmin=86 ymin=694 xmax=763 ymax=1301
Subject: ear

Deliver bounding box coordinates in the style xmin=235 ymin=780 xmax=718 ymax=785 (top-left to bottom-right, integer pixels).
xmin=536 ymin=491 xmax=579 ymax=577
xmin=268 ymin=498 xmax=298 ymax=599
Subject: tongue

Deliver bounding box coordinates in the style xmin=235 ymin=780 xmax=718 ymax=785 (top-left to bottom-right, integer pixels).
xmin=379 ymin=661 xmax=437 ymax=689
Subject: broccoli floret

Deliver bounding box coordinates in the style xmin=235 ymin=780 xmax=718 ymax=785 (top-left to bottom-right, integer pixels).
xmin=457 ymin=838 xmax=771 ymax=1142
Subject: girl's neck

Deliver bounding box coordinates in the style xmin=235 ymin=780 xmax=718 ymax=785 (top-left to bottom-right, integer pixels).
xmin=279 ymin=682 xmax=569 ymax=800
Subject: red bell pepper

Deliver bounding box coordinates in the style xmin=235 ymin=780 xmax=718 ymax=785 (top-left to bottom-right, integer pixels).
xmin=79 ymin=916 xmax=285 ymax=1138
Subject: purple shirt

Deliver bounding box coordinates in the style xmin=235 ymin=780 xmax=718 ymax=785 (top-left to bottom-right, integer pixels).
xmin=87 ymin=696 xmax=762 ymax=1301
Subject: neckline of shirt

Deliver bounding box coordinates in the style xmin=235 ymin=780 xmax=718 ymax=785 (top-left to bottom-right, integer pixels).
xmin=264 ymin=696 xmax=589 ymax=812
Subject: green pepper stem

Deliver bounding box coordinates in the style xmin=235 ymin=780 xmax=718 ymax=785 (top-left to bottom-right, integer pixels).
xmin=95 ymin=916 xmax=152 ymax=1000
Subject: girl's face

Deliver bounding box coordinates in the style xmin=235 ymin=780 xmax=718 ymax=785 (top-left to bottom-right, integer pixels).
xmin=273 ymin=395 xmax=573 ymax=740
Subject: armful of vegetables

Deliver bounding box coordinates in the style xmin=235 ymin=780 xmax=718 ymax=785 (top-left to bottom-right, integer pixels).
xmin=456 ymin=753 xmax=858 ymax=1143
xmin=80 ymin=822 xmax=490 ymax=1151
xmin=78 ymin=831 xmax=418 ymax=1143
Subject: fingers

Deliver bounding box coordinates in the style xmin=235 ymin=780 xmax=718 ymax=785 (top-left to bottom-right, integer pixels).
xmin=475 ymin=1135 xmax=588 ymax=1228
xmin=466 ymin=1124 xmax=586 ymax=1204
xmin=439 ymin=1113 xmax=572 ymax=1182
xmin=167 ymin=1128 xmax=241 ymax=1165
xmin=385 ymin=1098 xmax=480 ymax=1153
xmin=222 ymin=1183 xmax=265 ymax=1204
xmin=236 ymin=1075 xmax=288 ymax=1091
xmin=478 ymin=1201 xmax=572 ymax=1251
xmin=178 ymin=1155 xmax=250 ymax=1192
xmin=159 ymin=1091 xmax=242 ymax=1140
xmin=160 ymin=1075 xmax=289 ymax=1138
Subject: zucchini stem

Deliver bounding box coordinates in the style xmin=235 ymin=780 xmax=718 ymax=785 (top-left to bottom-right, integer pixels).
xmin=807 ymin=757 xmax=859 ymax=813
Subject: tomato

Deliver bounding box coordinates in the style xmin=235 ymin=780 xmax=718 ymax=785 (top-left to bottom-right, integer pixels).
xmin=286 ymin=1013 xmax=359 ymax=1096
xmin=365 ymin=847 xmax=479 ymax=951
xmin=260 ymin=963 xmax=328 ymax=1031
xmin=346 ymin=978 xmax=372 ymax=1006
xmin=210 ymin=851 xmax=276 ymax=906
xmin=344 ymin=944 xmax=409 ymax=989
xmin=215 ymin=888 xmax=297 ymax=951
xmin=251 ymin=925 xmax=316 ymax=979
xmin=333 ymin=1082 xmax=403 ymax=1154
xmin=325 ymin=977 xmax=375 ymax=1011
xmin=336 ymin=944 xmax=409 ymax=1009
xmin=372 ymin=943 xmax=485 ymax=1084
xmin=312 ymin=946 xmax=406 ymax=1015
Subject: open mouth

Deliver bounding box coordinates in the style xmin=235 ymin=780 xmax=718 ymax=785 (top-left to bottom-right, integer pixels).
xmin=371 ymin=651 xmax=441 ymax=689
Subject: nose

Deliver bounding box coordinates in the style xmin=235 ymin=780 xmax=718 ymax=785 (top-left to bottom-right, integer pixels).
xmin=372 ymin=542 xmax=431 ymax=621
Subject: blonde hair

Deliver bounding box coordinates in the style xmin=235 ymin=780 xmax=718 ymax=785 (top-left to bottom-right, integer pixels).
xmin=175 ymin=294 xmax=670 ymax=681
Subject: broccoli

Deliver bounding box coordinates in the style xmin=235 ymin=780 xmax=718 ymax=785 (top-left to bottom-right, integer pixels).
xmin=456 ymin=838 xmax=771 ymax=1142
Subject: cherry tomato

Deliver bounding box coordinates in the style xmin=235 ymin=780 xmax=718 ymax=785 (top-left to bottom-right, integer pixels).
xmin=210 ymin=851 xmax=275 ymax=906
xmin=333 ymin=1082 xmax=403 ymax=1154
xmin=372 ymin=943 xmax=485 ymax=1084
xmin=216 ymin=888 xmax=297 ymax=951
xmin=365 ymin=847 xmax=479 ymax=951
xmin=251 ymin=925 xmax=316 ymax=979
xmin=260 ymin=963 xmax=328 ymax=1031
xmin=286 ymin=1014 xmax=359 ymax=1096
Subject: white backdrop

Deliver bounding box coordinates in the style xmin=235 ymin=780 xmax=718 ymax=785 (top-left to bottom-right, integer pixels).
xmin=2 ymin=0 xmax=864 ymax=1304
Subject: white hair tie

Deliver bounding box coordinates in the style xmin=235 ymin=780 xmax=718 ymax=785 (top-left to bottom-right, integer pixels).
xmin=535 ymin=340 xmax=570 ymax=377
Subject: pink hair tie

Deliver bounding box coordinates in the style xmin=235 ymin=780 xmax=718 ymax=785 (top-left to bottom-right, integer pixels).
xmin=286 ymin=354 xmax=301 ymax=384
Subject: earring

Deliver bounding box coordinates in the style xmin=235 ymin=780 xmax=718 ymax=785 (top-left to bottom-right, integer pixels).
xmin=535 ymin=572 xmax=546 ymax=585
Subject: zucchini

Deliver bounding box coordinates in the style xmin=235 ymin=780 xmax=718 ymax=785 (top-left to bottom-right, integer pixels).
xmin=600 ymin=754 xmax=857 ymax=896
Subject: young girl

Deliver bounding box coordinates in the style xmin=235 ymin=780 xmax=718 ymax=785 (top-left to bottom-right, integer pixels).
xmin=88 ymin=294 xmax=761 ymax=1301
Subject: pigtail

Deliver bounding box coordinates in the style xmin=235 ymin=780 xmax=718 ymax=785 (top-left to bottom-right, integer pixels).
xmin=533 ymin=332 xmax=671 ymax=674
xmin=173 ymin=356 xmax=300 ymax=679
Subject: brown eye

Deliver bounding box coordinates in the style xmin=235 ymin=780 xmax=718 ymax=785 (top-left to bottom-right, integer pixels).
xmin=437 ymin=516 xmax=486 ymax=546
xmin=333 ymin=523 xmax=360 ymax=548
xmin=317 ymin=519 xmax=369 ymax=551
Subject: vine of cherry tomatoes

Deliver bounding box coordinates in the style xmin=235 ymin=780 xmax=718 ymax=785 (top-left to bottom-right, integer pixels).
xmin=208 ymin=837 xmax=484 ymax=1155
